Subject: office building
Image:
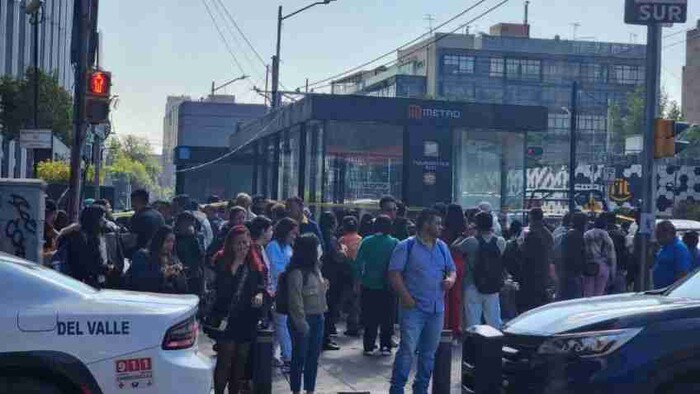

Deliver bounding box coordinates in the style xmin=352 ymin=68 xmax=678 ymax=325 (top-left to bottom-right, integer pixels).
xmin=332 ymin=23 xmax=647 ymax=165
xmin=161 ymin=95 xmax=266 ymax=201
xmin=1 ymin=0 xmax=74 ymax=89
xmin=682 ymin=20 xmax=700 ymax=124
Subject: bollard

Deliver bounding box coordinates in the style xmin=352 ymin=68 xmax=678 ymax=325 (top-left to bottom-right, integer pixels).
xmin=462 ymin=325 xmax=503 ymax=394
xmin=432 ymin=330 xmax=453 ymax=394
xmin=253 ymin=328 xmax=274 ymax=394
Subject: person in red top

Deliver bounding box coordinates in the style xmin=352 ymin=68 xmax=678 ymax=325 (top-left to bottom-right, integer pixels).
xmin=339 ymin=216 xmax=363 ymax=336
xmin=443 ymin=204 xmax=467 ymax=338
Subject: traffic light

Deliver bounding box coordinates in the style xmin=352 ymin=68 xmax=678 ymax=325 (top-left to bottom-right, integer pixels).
xmin=654 ymin=119 xmax=694 ymax=159
xmin=87 ymin=70 xmax=111 ymax=98
xmin=85 ymin=69 xmax=111 ymax=124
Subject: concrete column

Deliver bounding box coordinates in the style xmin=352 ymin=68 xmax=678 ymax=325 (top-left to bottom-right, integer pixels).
xmin=0 ymin=179 xmax=46 ymax=263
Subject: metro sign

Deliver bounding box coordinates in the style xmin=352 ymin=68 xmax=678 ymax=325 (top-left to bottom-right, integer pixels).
xmin=625 ymin=0 xmax=687 ymax=25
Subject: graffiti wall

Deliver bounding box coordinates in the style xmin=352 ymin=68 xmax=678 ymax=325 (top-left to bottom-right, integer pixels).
xmin=0 ymin=179 xmax=45 ymax=263
xmin=519 ymin=163 xmax=700 ymax=216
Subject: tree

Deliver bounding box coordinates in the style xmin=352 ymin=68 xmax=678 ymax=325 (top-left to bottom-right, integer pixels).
xmin=105 ymin=135 xmax=162 ymax=193
xmin=665 ymin=100 xmax=682 ymax=121
xmin=0 ymin=68 xmax=72 ymax=143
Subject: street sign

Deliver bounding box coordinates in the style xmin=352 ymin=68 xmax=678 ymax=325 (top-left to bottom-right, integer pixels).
xmin=19 ymin=129 xmax=52 ymax=149
xmin=602 ymin=167 xmax=616 ymax=183
xmin=625 ymin=0 xmax=687 ymax=25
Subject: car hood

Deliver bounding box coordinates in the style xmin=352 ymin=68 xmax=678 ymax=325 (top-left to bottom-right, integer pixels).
xmin=503 ymin=293 xmax=700 ymax=335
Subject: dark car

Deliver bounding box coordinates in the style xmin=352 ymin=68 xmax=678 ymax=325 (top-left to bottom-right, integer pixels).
xmin=465 ymin=272 xmax=700 ymax=394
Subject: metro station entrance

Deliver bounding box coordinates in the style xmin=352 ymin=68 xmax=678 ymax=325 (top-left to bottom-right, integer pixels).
xmin=230 ymin=95 xmax=547 ymax=209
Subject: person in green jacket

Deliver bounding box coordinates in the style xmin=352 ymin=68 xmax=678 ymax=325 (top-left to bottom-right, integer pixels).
xmin=355 ymin=215 xmax=399 ymax=356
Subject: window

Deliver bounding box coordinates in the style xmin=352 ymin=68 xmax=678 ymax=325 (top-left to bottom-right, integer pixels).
xmin=443 ymin=54 xmax=475 ymax=75
xmin=548 ymin=113 xmax=570 ymax=130
xmin=611 ymin=65 xmax=644 ymax=85
xmin=441 ymin=83 xmax=475 ymax=101
xmin=580 ymin=63 xmax=601 ymax=82
xmin=477 ymin=86 xmax=504 ymax=103
xmin=489 ymin=58 xmax=504 ymax=78
xmin=506 ymin=59 xmax=541 ymax=81
xmin=506 ymin=85 xmax=541 ymax=105
xmin=577 ymin=114 xmax=607 ymax=132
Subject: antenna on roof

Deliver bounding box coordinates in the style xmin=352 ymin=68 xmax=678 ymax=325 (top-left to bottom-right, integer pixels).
xmin=424 ymin=14 xmax=435 ymax=35
xmin=524 ymin=0 xmax=530 ymax=25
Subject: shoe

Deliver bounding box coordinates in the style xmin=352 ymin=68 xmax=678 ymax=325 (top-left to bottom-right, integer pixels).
xmin=329 ymin=326 xmax=338 ymax=335
xmin=380 ymin=347 xmax=392 ymax=356
xmin=323 ymin=341 xmax=341 ymax=351
xmin=390 ymin=337 xmax=399 ymax=348
xmin=363 ymin=349 xmax=376 ymax=356
xmin=345 ymin=330 xmax=361 ymax=337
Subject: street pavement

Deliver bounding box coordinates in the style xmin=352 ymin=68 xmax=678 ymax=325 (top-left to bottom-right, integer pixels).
xmin=199 ymin=324 xmax=463 ymax=393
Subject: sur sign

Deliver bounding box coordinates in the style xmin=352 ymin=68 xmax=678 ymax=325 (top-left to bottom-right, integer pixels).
xmin=625 ymin=0 xmax=687 ymax=25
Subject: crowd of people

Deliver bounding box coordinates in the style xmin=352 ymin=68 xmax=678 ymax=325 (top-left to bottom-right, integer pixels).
xmin=37 ymin=189 xmax=700 ymax=394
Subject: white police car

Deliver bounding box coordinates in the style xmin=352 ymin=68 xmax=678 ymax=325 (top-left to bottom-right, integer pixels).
xmin=0 ymin=252 xmax=213 ymax=393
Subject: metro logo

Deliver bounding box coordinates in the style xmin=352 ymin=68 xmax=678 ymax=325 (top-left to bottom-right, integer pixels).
xmin=408 ymin=105 xmax=422 ymax=120
xmin=407 ymin=105 xmax=461 ymax=120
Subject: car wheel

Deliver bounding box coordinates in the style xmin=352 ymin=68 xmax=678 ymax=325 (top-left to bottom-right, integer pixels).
xmin=0 ymin=375 xmax=66 ymax=394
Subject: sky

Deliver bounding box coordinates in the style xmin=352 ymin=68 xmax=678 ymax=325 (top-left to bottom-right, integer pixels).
xmin=99 ymin=0 xmax=700 ymax=152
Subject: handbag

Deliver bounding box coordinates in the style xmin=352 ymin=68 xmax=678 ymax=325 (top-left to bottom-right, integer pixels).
xmin=203 ymin=264 xmax=250 ymax=340
xmin=583 ymin=261 xmax=600 ymax=277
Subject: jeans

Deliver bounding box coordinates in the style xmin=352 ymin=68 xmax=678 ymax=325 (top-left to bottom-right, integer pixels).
xmin=273 ymin=312 xmax=292 ymax=362
xmin=361 ymin=287 xmax=394 ymax=351
xmin=464 ymin=284 xmax=501 ymax=329
xmin=288 ymin=314 xmax=324 ymax=393
xmin=390 ymin=308 xmax=443 ymax=394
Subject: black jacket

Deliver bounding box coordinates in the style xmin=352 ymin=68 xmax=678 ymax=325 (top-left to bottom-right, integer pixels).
xmin=129 ymin=207 xmax=165 ymax=252
xmin=128 ymin=250 xmax=188 ymax=294
xmin=212 ymin=262 xmax=264 ymax=322
xmin=54 ymin=224 xmax=109 ymax=287
xmin=561 ymin=229 xmax=586 ymax=277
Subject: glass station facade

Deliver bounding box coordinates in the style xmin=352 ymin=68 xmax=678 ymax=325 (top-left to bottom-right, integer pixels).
xmin=231 ymin=95 xmax=547 ymax=211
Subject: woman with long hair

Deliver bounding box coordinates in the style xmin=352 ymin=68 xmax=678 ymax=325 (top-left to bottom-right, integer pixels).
xmin=267 ymin=217 xmax=299 ymax=369
xmin=211 ymin=225 xmax=264 ymax=394
xmin=319 ymin=212 xmax=348 ymax=350
xmin=128 ymin=225 xmax=188 ymax=294
xmin=174 ymin=211 xmax=205 ymax=296
xmin=358 ymin=213 xmax=374 ymax=237
xmin=286 ymin=234 xmax=328 ymax=394
xmin=444 ymin=204 xmax=467 ymax=338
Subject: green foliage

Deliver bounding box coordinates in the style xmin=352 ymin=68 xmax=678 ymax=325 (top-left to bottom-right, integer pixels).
xmin=105 ymin=135 xmax=162 ymax=191
xmin=665 ymin=100 xmax=682 ymax=121
xmin=0 ymin=69 xmax=72 ymax=143
xmin=36 ymin=160 xmax=70 ymax=183
xmin=622 ymin=86 xmax=645 ymax=137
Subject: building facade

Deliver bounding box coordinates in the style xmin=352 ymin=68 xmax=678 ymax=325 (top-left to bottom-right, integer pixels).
xmin=161 ymin=95 xmax=266 ymax=201
xmin=332 ymin=23 xmax=646 ymax=167
xmin=1 ymin=0 xmax=74 ymax=89
xmin=229 ymin=95 xmax=547 ymax=211
xmin=682 ymin=20 xmax=700 ymax=124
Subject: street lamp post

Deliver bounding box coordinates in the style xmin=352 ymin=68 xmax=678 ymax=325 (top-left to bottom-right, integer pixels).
xmin=271 ymin=0 xmax=336 ymax=109
xmin=210 ymin=75 xmax=248 ymax=97
xmin=26 ymin=0 xmax=44 ymax=129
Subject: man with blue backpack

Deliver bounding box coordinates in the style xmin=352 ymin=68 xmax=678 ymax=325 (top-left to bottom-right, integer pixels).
xmin=387 ymin=208 xmax=456 ymax=394
xmin=455 ymin=211 xmax=506 ymax=330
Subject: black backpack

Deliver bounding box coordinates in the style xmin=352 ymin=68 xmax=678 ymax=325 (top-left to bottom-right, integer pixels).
xmin=275 ymin=269 xmax=309 ymax=315
xmin=473 ymin=236 xmax=505 ymax=294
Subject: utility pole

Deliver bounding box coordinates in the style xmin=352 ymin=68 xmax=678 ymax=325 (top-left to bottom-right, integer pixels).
xmin=67 ymin=0 xmax=91 ymax=222
xmin=92 ymin=126 xmax=100 ymax=199
xmin=271 ymin=1 xmax=337 ymax=109
xmin=638 ymin=24 xmax=663 ymax=291
xmin=26 ymin=0 xmax=44 ymax=177
xmin=271 ymin=6 xmax=282 ymax=108
xmin=568 ymin=81 xmax=578 ymax=213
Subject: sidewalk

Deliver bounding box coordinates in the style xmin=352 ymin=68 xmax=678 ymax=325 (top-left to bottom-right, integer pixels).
xmin=200 ymin=326 xmax=463 ymax=393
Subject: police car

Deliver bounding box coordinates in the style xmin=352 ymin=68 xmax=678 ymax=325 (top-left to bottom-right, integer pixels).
xmin=0 ymin=252 xmax=213 ymax=393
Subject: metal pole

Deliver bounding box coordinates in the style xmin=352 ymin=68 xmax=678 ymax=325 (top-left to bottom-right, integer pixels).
xmin=33 ymin=12 xmax=39 ymax=129
xmin=639 ymin=24 xmax=662 ymax=291
xmin=93 ymin=130 xmax=100 ymax=199
xmin=211 ymin=80 xmax=215 ymax=97
xmin=271 ymin=5 xmax=282 ymax=108
xmin=568 ymin=81 xmax=578 ymax=213
xmin=264 ymin=64 xmax=270 ymax=107
xmin=68 ymin=0 xmax=89 ymax=222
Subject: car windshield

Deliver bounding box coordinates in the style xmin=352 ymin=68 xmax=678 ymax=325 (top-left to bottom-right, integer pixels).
xmin=666 ymin=269 xmax=700 ymax=299
xmin=3 ymin=257 xmax=98 ymax=295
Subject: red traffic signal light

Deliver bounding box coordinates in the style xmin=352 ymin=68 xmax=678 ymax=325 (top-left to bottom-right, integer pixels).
xmin=87 ymin=70 xmax=111 ymax=98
